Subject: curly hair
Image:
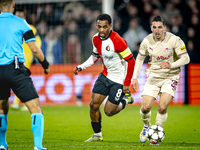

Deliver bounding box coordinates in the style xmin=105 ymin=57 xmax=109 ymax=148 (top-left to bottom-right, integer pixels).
xmin=96 ymin=13 xmax=112 ymax=25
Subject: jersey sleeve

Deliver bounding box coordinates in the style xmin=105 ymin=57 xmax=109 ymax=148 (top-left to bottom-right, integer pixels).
xmin=138 ymin=39 xmax=148 ymax=56
xmin=113 ymin=35 xmax=135 ymax=86
xmin=169 ymin=36 xmax=190 ymax=68
xmin=92 ymin=43 xmax=98 ymax=54
xmin=21 ymin=19 xmax=35 ymax=43
xmin=119 ymin=47 xmax=133 ymax=61
xmin=114 ymin=36 xmax=127 ymax=52
xmin=112 ymin=34 xmax=133 ymax=61
xmin=123 ymin=56 xmax=135 ymax=86
xmin=174 ymin=36 xmax=188 ymax=56
xmin=92 ymin=35 xmax=100 ymax=57
xmin=132 ymin=39 xmax=147 ymax=79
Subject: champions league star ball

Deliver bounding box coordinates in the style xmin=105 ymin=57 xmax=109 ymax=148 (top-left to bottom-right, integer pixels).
xmin=146 ymin=125 xmax=165 ymax=144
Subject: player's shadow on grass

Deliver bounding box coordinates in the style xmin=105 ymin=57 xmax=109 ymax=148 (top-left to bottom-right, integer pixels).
xmin=91 ymin=140 xmax=200 ymax=148
xmin=9 ymin=129 xmax=30 ymax=131
xmin=166 ymin=142 xmax=200 ymax=147
xmin=93 ymin=140 xmax=138 ymax=145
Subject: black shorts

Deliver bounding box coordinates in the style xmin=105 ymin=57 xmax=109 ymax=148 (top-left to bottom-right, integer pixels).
xmin=0 ymin=61 xmax=38 ymax=102
xmin=92 ymin=73 xmax=125 ymax=105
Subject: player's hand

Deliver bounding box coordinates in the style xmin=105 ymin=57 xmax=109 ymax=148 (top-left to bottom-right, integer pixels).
xmin=160 ymin=61 xmax=171 ymax=69
xmin=123 ymin=85 xmax=130 ymax=93
xmin=73 ymin=67 xmax=82 ymax=75
xmin=44 ymin=67 xmax=50 ymax=74
xmin=131 ymin=79 xmax=139 ymax=92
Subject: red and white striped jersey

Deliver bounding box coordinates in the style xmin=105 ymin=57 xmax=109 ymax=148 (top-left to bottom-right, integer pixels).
xmin=92 ymin=31 xmax=135 ymax=86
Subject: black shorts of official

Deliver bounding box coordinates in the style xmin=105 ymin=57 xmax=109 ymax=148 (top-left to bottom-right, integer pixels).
xmin=92 ymin=73 xmax=125 ymax=105
xmin=0 ymin=61 xmax=39 ymax=103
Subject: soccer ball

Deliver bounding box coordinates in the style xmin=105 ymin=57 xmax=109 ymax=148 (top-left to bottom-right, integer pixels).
xmin=146 ymin=125 xmax=165 ymax=144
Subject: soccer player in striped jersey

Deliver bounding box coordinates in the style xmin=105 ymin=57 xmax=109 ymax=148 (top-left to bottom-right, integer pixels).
xmin=0 ymin=0 xmax=49 ymax=149
xmin=131 ymin=16 xmax=190 ymax=144
xmin=73 ymin=13 xmax=136 ymax=142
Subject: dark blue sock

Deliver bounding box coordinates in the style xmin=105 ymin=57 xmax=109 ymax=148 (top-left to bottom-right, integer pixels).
xmin=0 ymin=114 xmax=8 ymax=148
xmin=31 ymin=113 xmax=44 ymax=150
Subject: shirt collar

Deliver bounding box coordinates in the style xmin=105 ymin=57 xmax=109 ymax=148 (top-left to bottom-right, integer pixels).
xmin=0 ymin=12 xmax=13 ymax=16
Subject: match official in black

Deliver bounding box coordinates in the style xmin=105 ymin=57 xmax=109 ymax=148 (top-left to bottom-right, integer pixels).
xmin=0 ymin=0 xmax=50 ymax=150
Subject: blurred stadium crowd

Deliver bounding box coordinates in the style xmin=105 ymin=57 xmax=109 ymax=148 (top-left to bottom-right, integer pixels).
xmin=14 ymin=0 xmax=200 ymax=64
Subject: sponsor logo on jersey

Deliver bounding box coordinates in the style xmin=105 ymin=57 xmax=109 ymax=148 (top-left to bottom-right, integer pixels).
xmin=165 ymin=47 xmax=170 ymax=52
xmin=156 ymin=54 xmax=170 ymax=60
xmin=180 ymin=46 xmax=186 ymax=51
xmin=104 ymin=55 xmax=113 ymax=59
xmin=106 ymin=45 xmax=110 ymax=51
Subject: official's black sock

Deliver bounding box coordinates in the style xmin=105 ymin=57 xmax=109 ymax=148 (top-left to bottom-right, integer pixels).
xmin=91 ymin=122 xmax=101 ymax=133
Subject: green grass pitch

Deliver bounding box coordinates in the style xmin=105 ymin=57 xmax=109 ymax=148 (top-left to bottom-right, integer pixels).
xmin=7 ymin=105 xmax=200 ymax=150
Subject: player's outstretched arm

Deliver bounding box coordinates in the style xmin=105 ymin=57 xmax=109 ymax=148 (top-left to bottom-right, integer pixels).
xmin=131 ymin=53 xmax=146 ymax=92
xmin=73 ymin=54 xmax=99 ymax=75
xmin=27 ymin=41 xmax=50 ymax=74
xmin=169 ymin=53 xmax=190 ymax=68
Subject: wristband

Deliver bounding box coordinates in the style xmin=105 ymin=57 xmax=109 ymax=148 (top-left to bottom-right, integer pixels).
xmin=76 ymin=66 xmax=82 ymax=71
xmin=39 ymin=58 xmax=49 ymax=69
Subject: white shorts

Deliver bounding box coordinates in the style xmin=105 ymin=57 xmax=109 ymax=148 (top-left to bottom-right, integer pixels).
xmin=142 ymin=76 xmax=179 ymax=99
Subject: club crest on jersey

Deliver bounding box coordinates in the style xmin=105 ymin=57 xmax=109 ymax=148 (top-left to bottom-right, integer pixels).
xmin=149 ymin=47 xmax=153 ymax=51
xmin=165 ymin=47 xmax=170 ymax=52
xmin=180 ymin=46 xmax=186 ymax=51
xmin=106 ymin=45 xmax=110 ymax=51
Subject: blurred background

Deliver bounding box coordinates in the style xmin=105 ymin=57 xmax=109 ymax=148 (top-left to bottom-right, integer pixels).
xmin=11 ymin=0 xmax=200 ymax=106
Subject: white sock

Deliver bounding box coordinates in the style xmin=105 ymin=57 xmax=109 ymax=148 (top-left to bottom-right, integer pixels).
xmin=140 ymin=109 xmax=151 ymax=127
xmin=155 ymin=112 xmax=168 ymax=127
xmin=124 ymin=99 xmax=128 ymax=104
xmin=94 ymin=132 xmax=102 ymax=137
xmin=118 ymin=102 xmax=123 ymax=109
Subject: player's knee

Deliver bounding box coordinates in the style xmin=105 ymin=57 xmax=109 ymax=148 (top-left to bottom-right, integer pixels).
xmin=28 ymin=106 xmax=42 ymax=114
xmin=141 ymin=106 xmax=151 ymax=114
xmin=89 ymin=101 xmax=95 ymax=109
xmin=89 ymin=101 xmax=99 ymax=112
xmin=158 ymin=105 xmax=167 ymax=114
xmin=25 ymin=99 xmax=42 ymax=114
xmin=104 ymin=105 xmax=115 ymax=116
xmin=104 ymin=110 xmax=114 ymax=116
